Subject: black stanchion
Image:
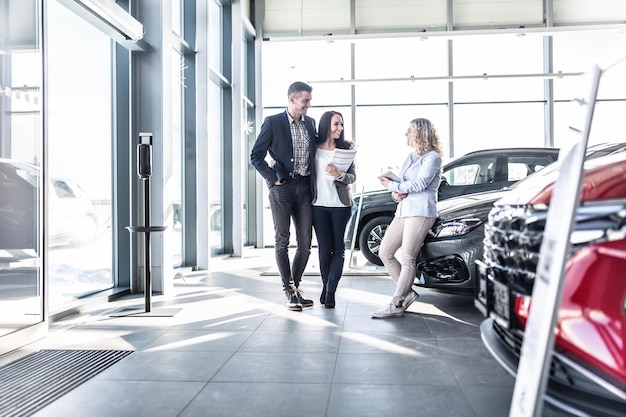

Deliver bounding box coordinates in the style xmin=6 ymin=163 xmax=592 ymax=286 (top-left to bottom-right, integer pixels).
xmin=115 ymin=132 xmax=178 ymax=317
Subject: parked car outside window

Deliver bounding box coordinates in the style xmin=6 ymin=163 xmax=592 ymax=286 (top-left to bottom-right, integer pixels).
xmin=0 ymin=158 xmax=99 ymax=252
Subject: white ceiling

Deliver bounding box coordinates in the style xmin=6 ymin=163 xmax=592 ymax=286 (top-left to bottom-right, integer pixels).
xmin=261 ymin=0 xmax=626 ymax=39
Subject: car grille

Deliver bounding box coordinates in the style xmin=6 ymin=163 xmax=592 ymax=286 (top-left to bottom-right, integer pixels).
xmin=482 ymin=205 xmax=547 ymax=295
xmin=482 ymin=201 xmax=626 ymax=296
xmin=481 ymin=200 xmax=626 ymax=415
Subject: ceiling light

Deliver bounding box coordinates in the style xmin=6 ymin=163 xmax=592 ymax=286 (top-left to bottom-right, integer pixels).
xmin=265 ymin=23 xmax=626 ymax=43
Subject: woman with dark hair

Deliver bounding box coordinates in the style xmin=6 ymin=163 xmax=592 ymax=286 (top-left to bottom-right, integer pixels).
xmin=311 ymin=111 xmax=356 ymax=308
xmin=372 ymin=118 xmax=443 ymax=319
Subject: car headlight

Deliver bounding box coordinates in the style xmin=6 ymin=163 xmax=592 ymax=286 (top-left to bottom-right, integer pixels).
xmin=430 ymin=218 xmax=483 ymax=239
xmin=569 ymin=204 xmax=626 ymax=246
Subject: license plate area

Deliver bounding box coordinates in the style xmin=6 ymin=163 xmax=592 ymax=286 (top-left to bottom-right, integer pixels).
xmin=492 ymin=280 xmax=510 ymax=328
xmin=474 ymin=260 xmax=489 ymax=316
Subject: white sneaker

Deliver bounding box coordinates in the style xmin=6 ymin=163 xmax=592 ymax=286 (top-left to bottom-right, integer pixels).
xmin=402 ymin=291 xmax=419 ymax=311
xmin=371 ymin=303 xmax=404 ymax=319
xmin=295 ymin=287 xmax=314 ymax=307
xmin=284 ymin=289 xmax=302 ymax=311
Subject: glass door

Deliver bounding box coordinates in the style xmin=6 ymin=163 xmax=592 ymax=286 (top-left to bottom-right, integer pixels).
xmin=0 ymin=0 xmax=46 ymax=354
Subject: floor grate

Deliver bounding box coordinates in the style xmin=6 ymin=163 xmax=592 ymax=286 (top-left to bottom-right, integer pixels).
xmin=0 ymin=349 xmax=134 ymax=417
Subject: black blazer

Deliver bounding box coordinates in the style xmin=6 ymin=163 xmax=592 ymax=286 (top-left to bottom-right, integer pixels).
xmin=250 ymin=111 xmax=317 ymax=189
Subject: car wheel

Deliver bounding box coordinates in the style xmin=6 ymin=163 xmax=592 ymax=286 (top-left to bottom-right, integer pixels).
xmin=358 ymin=216 xmax=392 ymax=266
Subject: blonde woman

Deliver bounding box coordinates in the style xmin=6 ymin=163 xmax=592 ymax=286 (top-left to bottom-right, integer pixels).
xmin=372 ymin=118 xmax=443 ymax=319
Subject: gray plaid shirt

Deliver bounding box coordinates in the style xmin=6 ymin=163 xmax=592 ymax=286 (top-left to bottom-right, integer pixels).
xmin=287 ymin=112 xmax=311 ymax=176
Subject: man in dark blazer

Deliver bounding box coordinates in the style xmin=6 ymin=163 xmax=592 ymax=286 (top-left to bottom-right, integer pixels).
xmin=250 ymin=81 xmax=317 ymax=311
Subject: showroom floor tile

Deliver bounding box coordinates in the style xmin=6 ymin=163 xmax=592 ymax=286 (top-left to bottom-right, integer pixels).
xmin=1 ymin=248 xmax=533 ymax=417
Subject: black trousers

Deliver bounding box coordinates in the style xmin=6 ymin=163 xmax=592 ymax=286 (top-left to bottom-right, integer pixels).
xmin=268 ymin=177 xmax=313 ymax=289
xmin=312 ymin=205 xmax=351 ymax=294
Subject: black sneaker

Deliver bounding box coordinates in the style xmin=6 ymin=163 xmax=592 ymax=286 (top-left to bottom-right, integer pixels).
xmin=324 ymin=292 xmax=335 ymax=309
xmin=295 ymin=288 xmax=314 ymax=308
xmin=284 ymin=289 xmax=302 ymax=311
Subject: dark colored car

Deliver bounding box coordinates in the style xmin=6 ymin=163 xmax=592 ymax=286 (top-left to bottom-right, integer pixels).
xmin=0 ymin=158 xmax=99 ymax=251
xmin=346 ymin=147 xmax=560 ymax=265
xmin=475 ymin=150 xmax=626 ymax=416
xmin=415 ymin=189 xmax=506 ymax=294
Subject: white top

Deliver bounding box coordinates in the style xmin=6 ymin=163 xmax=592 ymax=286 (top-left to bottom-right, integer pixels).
xmin=313 ymin=148 xmax=346 ymax=207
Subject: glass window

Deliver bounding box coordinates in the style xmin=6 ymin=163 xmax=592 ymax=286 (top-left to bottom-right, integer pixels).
xmin=355 ymin=38 xmax=449 ymax=80
xmin=453 ymin=103 xmax=546 ymax=155
xmin=444 ymin=158 xmax=495 ymax=186
xmin=46 ymin=1 xmax=113 ymax=306
xmin=552 ymin=32 xmax=626 ymax=149
xmin=508 ymin=163 xmax=528 ymax=181
xmin=209 ymin=0 xmax=223 ymax=72
xmin=172 ymin=0 xmax=182 ymax=36
xmin=553 ymin=32 xmax=626 ymax=101
xmin=355 ymin=81 xmax=449 ymax=106
xmin=507 ymin=156 xmax=554 ymax=181
xmin=6 ymin=53 xmax=41 ymax=161
xmin=453 ymin=36 xmax=545 ymax=102
xmin=169 ymin=50 xmax=184 ymax=267
xmin=353 ymin=105 xmax=449 ymax=193
xmin=0 ymin=3 xmax=43 ymax=342
xmin=554 ymin=99 xmax=626 ymax=149
xmin=205 ymin=0 xmax=224 ymax=255
xmin=261 ymin=41 xmax=352 ymax=107
xmin=260 ymin=24 xmax=626 ymax=253
xmin=209 ymin=82 xmax=223 ymax=253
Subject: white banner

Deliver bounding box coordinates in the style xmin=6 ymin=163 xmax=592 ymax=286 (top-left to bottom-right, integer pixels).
xmin=509 ymin=64 xmax=602 ymax=417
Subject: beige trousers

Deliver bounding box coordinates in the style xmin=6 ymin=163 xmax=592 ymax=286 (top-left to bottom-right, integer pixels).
xmin=378 ymin=216 xmax=436 ymax=307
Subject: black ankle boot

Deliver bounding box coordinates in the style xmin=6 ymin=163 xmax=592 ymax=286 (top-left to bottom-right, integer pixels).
xmin=320 ymin=287 xmax=326 ymax=305
xmin=324 ymin=292 xmax=335 ymax=309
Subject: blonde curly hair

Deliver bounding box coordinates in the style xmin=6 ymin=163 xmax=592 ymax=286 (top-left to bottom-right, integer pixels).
xmin=408 ymin=118 xmax=443 ymax=156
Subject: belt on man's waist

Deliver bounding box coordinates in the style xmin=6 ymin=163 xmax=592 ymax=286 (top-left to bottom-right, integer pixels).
xmin=289 ymin=174 xmax=310 ymax=180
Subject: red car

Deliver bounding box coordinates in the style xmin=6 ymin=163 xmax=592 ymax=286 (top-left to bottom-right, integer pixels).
xmin=476 ymin=150 xmax=626 ymax=416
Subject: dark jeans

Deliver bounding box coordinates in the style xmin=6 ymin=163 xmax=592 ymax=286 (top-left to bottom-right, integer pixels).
xmin=312 ymin=205 xmax=351 ymax=295
xmin=268 ymin=177 xmax=313 ymax=289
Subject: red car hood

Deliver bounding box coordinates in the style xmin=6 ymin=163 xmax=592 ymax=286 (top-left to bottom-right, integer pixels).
xmin=496 ymin=150 xmax=626 ymax=206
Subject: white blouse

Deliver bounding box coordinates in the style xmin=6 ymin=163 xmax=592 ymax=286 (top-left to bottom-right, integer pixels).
xmin=313 ymin=148 xmax=346 ymax=207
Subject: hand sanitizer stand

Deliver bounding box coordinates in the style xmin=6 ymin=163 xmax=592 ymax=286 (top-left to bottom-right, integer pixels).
xmin=119 ymin=132 xmax=171 ymax=316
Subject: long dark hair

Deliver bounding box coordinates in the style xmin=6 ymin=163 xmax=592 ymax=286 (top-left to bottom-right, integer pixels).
xmin=316 ymin=111 xmax=350 ymax=149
